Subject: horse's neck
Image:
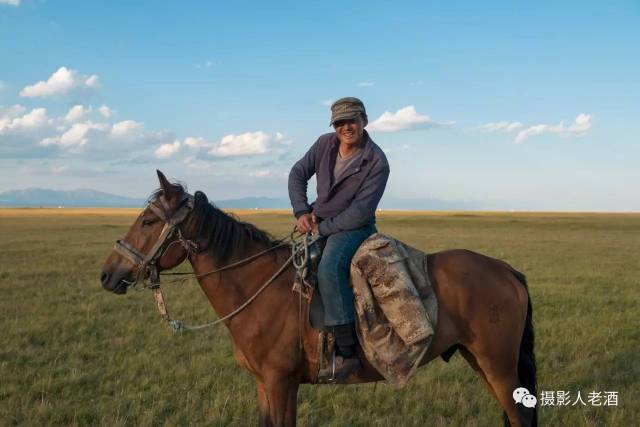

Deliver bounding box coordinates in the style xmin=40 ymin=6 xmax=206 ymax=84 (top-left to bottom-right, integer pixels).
xmin=188 ymin=243 xmax=293 ymax=324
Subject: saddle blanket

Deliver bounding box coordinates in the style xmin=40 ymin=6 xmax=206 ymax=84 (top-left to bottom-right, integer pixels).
xmin=350 ymin=233 xmax=438 ymax=388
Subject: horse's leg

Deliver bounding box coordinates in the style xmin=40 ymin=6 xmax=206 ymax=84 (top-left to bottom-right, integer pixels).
xmin=264 ymin=374 xmax=299 ymax=426
xmin=477 ymin=359 xmax=527 ymax=427
xmin=459 ymin=346 xmax=497 ymax=400
xmin=468 ymin=336 xmax=528 ymax=426
xmin=256 ymin=380 xmax=271 ymax=427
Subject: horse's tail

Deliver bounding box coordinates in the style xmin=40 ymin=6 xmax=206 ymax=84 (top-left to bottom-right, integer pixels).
xmin=507 ymin=270 xmax=537 ymax=427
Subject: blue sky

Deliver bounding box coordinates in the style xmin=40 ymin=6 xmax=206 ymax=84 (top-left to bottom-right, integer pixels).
xmin=1 ymin=1 xmax=639 ymax=210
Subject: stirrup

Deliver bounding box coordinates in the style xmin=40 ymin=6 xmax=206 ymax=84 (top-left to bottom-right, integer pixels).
xmin=326 ymin=348 xmax=361 ymax=382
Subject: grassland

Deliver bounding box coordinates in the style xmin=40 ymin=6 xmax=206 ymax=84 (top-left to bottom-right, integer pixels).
xmin=1 ymin=208 xmax=638 ymax=426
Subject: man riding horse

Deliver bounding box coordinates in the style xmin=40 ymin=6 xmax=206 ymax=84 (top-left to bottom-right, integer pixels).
xmin=288 ymin=97 xmax=390 ymax=378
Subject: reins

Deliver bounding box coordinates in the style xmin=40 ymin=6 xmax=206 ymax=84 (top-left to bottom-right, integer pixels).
xmin=113 ymin=193 xmax=322 ymax=333
xmin=159 ymin=231 xmax=322 ymax=333
xmin=162 ymin=239 xmax=292 ymax=283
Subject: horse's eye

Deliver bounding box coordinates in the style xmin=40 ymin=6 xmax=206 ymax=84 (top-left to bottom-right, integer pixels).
xmin=142 ymin=219 xmax=155 ymax=227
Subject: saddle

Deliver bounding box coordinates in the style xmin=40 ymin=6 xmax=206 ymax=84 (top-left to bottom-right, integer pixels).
xmin=291 ymin=236 xmax=331 ymax=332
xmin=292 ymin=233 xmax=439 ymax=387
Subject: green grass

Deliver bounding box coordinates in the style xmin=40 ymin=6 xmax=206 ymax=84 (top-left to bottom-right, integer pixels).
xmin=1 ymin=209 xmax=638 ymax=426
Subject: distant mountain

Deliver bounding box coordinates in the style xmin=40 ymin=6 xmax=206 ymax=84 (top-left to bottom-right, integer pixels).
xmin=0 ymin=188 xmax=145 ymax=207
xmin=0 ymin=188 xmax=477 ymax=210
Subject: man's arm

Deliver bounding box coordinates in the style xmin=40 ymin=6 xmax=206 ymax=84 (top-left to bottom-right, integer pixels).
xmin=318 ymin=160 xmax=389 ymax=236
xmin=288 ymin=139 xmax=320 ymax=219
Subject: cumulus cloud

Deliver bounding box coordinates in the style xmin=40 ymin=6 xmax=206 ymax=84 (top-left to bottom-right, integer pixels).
xmin=514 ymin=114 xmax=592 ymax=144
xmin=110 ymin=120 xmax=143 ymax=139
xmin=64 ymin=105 xmax=92 ymax=123
xmin=0 ymin=105 xmax=27 ymax=130
xmin=19 ymin=66 xmax=100 ymax=98
xmin=184 ymin=136 xmax=209 ymax=148
xmin=209 ymin=131 xmax=271 ymax=157
xmin=99 ymin=105 xmax=113 ymax=118
xmin=368 ymin=106 xmax=453 ymax=133
xmin=155 ymin=140 xmax=181 ymax=158
xmin=481 ymin=121 xmax=523 ymax=132
xmin=0 ymin=0 xmax=21 ymax=6
xmin=0 ymin=107 xmax=52 ymax=134
xmin=34 ymin=116 xmax=155 ymax=158
xmin=40 ymin=121 xmax=108 ymax=149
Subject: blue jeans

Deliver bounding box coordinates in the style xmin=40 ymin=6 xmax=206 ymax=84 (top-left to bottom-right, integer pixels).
xmin=317 ymin=223 xmax=377 ymax=326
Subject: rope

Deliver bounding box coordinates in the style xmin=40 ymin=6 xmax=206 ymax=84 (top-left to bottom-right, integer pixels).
xmin=155 ymin=228 xmax=320 ymax=333
xmin=160 ymin=229 xmax=299 ymax=282
xmin=164 ymin=253 xmax=294 ymax=331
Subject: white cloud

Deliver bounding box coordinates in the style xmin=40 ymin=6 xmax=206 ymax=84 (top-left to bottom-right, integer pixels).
xmin=0 ymin=107 xmax=52 ymax=134
xmin=514 ymin=114 xmax=592 ymax=144
xmin=250 ymin=169 xmax=272 ymax=177
xmin=41 ymin=121 xmax=108 ymax=149
xmin=64 ymin=105 xmax=92 ymax=123
xmin=0 ymin=0 xmax=21 ymax=6
xmin=209 ymin=131 xmax=271 ymax=157
xmin=184 ymin=136 xmax=209 ymax=148
xmin=481 ymin=121 xmax=523 ymax=132
xmin=321 ymin=99 xmax=334 ymax=107
xmin=85 ymin=75 xmax=100 ymax=88
xmin=368 ymin=105 xmax=453 ymax=133
xmin=98 ymin=105 xmax=113 ymax=118
xmin=110 ymin=120 xmax=142 ymax=138
xmin=50 ymin=165 xmax=69 ymax=174
xmin=0 ymin=105 xmax=27 ymax=130
xmin=358 ymin=81 xmax=375 ymax=87
xmin=19 ymin=66 xmax=100 ymax=98
xmin=274 ymin=131 xmax=293 ymax=146
xmin=155 ymin=140 xmax=181 ymax=158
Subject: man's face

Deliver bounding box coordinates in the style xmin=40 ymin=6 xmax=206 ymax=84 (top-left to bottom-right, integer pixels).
xmin=333 ymin=115 xmax=367 ymax=147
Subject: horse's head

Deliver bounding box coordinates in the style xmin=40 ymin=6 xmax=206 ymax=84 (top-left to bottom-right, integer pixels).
xmin=100 ymin=170 xmax=196 ymax=294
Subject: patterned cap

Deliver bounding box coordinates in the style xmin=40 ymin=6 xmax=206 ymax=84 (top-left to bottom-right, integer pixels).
xmin=330 ymin=97 xmax=366 ymax=126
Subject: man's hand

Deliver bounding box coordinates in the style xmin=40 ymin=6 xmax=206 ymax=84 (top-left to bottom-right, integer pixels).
xmin=296 ymin=213 xmax=314 ymax=233
xmin=297 ymin=213 xmax=320 ymax=235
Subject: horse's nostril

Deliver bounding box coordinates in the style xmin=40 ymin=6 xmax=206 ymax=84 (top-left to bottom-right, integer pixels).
xmin=100 ymin=271 xmax=111 ymax=286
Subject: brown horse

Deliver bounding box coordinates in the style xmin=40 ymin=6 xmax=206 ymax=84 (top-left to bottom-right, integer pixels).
xmin=100 ymin=171 xmax=537 ymax=426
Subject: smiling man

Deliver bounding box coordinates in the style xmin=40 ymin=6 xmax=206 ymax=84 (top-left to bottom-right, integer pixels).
xmin=288 ymin=97 xmax=390 ymax=378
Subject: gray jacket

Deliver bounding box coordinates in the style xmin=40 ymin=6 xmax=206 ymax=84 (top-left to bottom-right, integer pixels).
xmin=288 ymin=130 xmax=389 ymax=236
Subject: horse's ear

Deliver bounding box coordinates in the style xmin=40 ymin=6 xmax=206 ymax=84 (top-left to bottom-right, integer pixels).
xmin=156 ymin=170 xmax=179 ymax=202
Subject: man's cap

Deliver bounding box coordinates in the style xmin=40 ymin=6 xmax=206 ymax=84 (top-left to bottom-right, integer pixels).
xmin=330 ymin=97 xmax=366 ymax=126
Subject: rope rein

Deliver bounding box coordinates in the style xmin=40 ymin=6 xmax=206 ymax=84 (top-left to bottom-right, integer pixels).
xmin=164 ymin=252 xmax=295 ymax=332
xmin=156 ymin=229 xmax=321 ymax=333
xmin=112 ymin=192 xmax=321 ymax=333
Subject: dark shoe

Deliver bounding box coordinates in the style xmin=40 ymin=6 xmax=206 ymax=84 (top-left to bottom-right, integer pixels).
xmin=317 ymin=351 xmax=361 ymax=382
xmin=333 ymin=324 xmax=357 ymax=358
xmin=332 ymin=354 xmax=361 ymax=380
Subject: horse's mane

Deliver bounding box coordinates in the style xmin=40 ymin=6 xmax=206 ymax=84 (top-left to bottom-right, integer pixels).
xmin=149 ymin=184 xmax=282 ymax=265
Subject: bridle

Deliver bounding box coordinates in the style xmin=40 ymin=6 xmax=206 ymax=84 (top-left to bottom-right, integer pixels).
xmin=110 ymin=191 xmax=321 ymax=333
xmin=113 ymin=193 xmax=197 ymax=289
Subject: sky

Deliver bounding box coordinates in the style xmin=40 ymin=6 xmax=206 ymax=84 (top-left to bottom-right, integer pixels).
xmin=1 ymin=0 xmax=639 ymax=211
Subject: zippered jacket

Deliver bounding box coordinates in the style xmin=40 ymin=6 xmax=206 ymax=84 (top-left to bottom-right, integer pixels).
xmin=288 ymin=130 xmax=390 ymax=236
